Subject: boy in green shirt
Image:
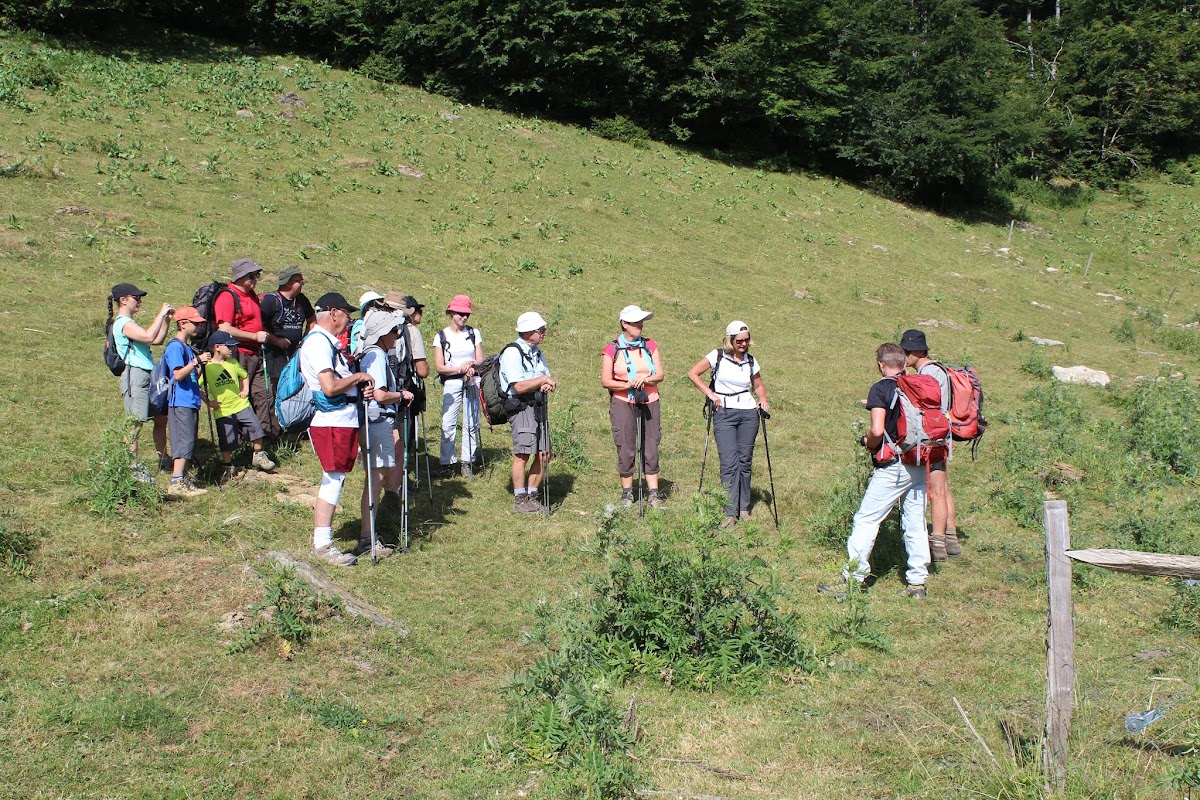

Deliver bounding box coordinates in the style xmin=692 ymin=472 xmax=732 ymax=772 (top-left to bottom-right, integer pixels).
xmin=201 ymin=332 xmax=277 ymax=481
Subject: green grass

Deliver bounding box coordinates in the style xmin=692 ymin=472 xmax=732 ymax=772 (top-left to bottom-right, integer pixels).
xmin=2 ymin=26 xmax=1200 ymax=799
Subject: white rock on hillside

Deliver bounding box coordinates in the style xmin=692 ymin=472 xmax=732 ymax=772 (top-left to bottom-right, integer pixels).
xmin=1052 ymin=365 xmax=1111 ymax=387
xmin=1028 ymin=337 xmax=1064 ymax=346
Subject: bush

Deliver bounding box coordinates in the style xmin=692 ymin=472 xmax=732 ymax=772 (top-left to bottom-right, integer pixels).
xmin=76 ymin=420 xmax=161 ymax=516
xmin=228 ymin=566 xmax=344 ymax=655
xmin=590 ymin=116 xmax=650 ymax=146
xmin=1128 ymin=372 xmax=1200 ymax=476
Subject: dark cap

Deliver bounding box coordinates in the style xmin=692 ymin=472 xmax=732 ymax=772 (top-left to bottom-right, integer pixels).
xmin=208 ymin=331 xmax=238 ymax=348
xmin=314 ymin=292 xmax=356 ymax=313
xmin=231 ymin=258 xmax=262 ymax=281
xmin=404 ymin=295 xmax=424 ymax=312
xmin=900 ymin=329 xmax=929 ymax=352
xmin=111 ymin=282 xmax=147 ymax=301
xmin=277 ymin=265 xmax=303 ymax=286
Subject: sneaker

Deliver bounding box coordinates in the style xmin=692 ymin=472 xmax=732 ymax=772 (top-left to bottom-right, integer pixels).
xmin=252 ymin=450 xmax=277 ymax=472
xmin=929 ymin=535 xmax=948 ymax=562
xmin=817 ymin=580 xmax=851 ymax=600
xmin=311 ymin=544 xmax=357 ymax=566
xmin=355 ymin=540 xmax=395 ymax=560
xmin=167 ymin=478 xmax=208 ymax=498
xmin=158 ymin=455 xmax=173 ymax=472
xmin=719 ymin=516 xmax=737 ymax=529
xmin=620 ymin=490 xmax=634 ymax=509
xmin=897 ymin=584 xmax=927 ymax=599
xmin=647 ymin=491 xmax=664 ymax=510
xmin=738 ymin=510 xmax=752 ymax=522
xmin=460 ymin=462 xmax=474 ymax=480
xmin=944 ymin=530 xmax=963 ymax=558
xmin=130 ymin=463 xmax=154 ymax=483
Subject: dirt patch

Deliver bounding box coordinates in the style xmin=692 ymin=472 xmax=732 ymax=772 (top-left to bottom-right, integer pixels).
xmin=396 ymin=165 xmax=425 ymax=179
xmin=339 ymin=157 xmax=374 ymax=170
xmin=55 ymin=205 xmax=91 ymax=216
xmin=275 ymin=92 xmax=305 ymax=107
xmin=239 ymin=469 xmax=337 ymax=511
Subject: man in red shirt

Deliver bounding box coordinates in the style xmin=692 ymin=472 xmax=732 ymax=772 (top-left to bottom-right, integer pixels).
xmin=214 ymin=258 xmax=290 ymax=440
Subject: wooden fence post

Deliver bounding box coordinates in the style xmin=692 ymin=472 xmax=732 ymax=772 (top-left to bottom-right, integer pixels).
xmin=1044 ymin=500 xmax=1074 ymax=793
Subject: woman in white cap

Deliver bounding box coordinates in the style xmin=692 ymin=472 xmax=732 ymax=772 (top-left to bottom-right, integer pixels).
xmin=349 ymin=291 xmax=391 ymax=356
xmin=687 ymin=320 xmax=770 ymax=527
xmin=600 ymin=305 xmax=665 ymax=509
xmin=108 ymin=282 xmax=173 ymax=480
xmin=433 ymin=294 xmax=484 ymax=478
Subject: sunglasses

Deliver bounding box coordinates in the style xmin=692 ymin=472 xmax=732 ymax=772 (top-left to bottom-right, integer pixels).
xmin=733 ymin=337 xmax=750 ymax=344
xmin=534 ymin=327 xmax=547 ymax=335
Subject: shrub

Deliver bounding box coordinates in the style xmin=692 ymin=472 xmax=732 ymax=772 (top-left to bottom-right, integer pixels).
xmin=1128 ymin=372 xmax=1200 ymax=476
xmin=549 ymin=401 xmax=588 ymax=471
xmin=76 ymin=420 xmax=161 ymax=516
xmin=228 ymin=566 xmax=344 ymax=655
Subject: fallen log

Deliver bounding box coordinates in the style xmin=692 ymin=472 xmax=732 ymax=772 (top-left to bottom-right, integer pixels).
xmin=265 ymin=550 xmax=407 ymax=636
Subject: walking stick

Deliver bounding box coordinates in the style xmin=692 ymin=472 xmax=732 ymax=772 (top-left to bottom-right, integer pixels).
xmin=419 ymin=408 xmax=433 ymax=501
xmin=470 ymin=378 xmax=484 ymax=472
xmin=196 ymin=357 xmax=222 ymax=491
xmin=540 ymin=394 xmax=552 ymax=514
xmin=698 ymin=399 xmax=714 ymax=492
xmin=758 ymin=408 xmax=780 ymax=529
xmin=401 ymin=405 xmax=410 ymax=552
xmin=360 ymin=397 xmax=379 ymax=566
xmin=634 ymin=400 xmax=645 ymax=518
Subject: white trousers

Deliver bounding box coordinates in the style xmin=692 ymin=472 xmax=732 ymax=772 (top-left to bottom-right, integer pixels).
xmin=440 ymin=378 xmax=480 ymax=465
xmin=845 ymin=461 xmax=930 ymax=586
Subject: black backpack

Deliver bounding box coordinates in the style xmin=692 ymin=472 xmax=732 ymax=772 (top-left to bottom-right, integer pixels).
xmin=103 ymin=318 xmax=128 ymax=377
xmin=191 ymin=281 xmax=240 ymax=351
xmin=436 ymin=325 xmax=476 ymax=384
xmin=477 ymin=342 xmax=536 ymax=426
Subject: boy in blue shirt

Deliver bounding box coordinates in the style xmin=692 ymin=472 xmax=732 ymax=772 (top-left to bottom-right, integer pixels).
xmin=164 ymin=306 xmax=212 ymax=497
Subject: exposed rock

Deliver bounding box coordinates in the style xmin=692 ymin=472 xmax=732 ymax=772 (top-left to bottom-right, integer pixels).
xmin=396 ymin=165 xmax=425 ymax=179
xmin=235 ymin=109 xmax=255 ymax=118
xmin=1030 ymin=301 xmax=1052 ymax=310
xmin=1096 ymin=292 xmax=1124 ymax=301
xmin=275 ymin=92 xmax=306 ymax=107
xmin=439 ymin=112 xmax=463 ymax=121
xmin=1044 ymin=266 xmax=1059 ymax=273
xmin=916 ymin=319 xmax=965 ymax=330
xmin=277 ymin=109 xmax=297 ymax=120
xmin=793 ymin=290 xmax=815 ymax=301
xmin=1028 ymin=337 xmax=1064 ymax=346
xmin=871 ymin=244 xmax=888 ymax=252
xmin=1052 ymin=365 xmax=1110 ymax=387
xmin=55 ymin=205 xmax=90 ymax=216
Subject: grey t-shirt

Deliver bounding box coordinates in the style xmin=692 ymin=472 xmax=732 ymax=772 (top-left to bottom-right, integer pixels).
xmin=919 ymin=361 xmax=951 ymax=413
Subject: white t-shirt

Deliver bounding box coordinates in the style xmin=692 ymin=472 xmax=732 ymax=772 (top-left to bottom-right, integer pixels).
xmin=299 ymin=327 xmax=359 ymax=427
xmin=360 ymin=345 xmax=396 ymax=422
xmin=434 ymin=325 xmax=481 ymax=377
xmin=499 ymin=338 xmax=550 ymax=395
xmin=705 ymin=349 xmax=761 ymax=410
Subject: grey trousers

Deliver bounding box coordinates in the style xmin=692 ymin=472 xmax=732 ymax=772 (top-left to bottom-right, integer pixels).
xmin=713 ymin=406 xmax=758 ymax=516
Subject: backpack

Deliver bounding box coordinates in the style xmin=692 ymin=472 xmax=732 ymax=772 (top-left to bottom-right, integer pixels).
xmin=147 ymin=343 xmax=181 ymax=417
xmin=476 ymin=342 xmax=535 ymax=426
xmin=103 ymin=318 xmax=128 ymax=377
xmin=274 ymin=332 xmax=347 ymax=432
xmin=932 ymin=361 xmax=988 ymax=454
xmin=437 ymin=325 xmax=476 ymax=384
xmin=611 ymin=337 xmax=657 ymax=402
xmin=885 ymin=373 xmax=950 ymax=466
xmin=191 ymin=281 xmax=239 ymax=352
xmin=708 ymin=351 xmax=756 ymax=400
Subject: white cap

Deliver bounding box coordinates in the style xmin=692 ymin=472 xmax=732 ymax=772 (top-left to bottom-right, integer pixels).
xmin=358 ymin=291 xmax=385 ymax=310
xmin=725 ymin=320 xmax=750 ymax=336
xmin=619 ymin=305 xmax=653 ymax=324
xmin=516 ymin=311 xmax=548 ymax=333
xmin=363 ymin=310 xmax=403 ymax=348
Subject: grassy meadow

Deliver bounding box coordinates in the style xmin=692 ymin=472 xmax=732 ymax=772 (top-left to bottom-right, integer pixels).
xmin=4 ymin=27 xmax=1200 ymax=799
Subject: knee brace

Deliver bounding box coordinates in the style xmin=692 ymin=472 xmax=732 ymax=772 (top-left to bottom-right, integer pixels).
xmin=318 ymin=471 xmax=346 ymax=505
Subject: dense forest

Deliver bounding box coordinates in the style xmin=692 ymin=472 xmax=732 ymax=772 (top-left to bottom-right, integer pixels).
xmin=4 ymin=0 xmax=1198 ymax=205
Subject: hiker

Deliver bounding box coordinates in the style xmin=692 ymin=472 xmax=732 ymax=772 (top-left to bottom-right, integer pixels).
xmin=349 ymin=291 xmax=393 ymax=356
xmin=201 ymin=332 xmax=278 ymax=482
xmin=357 ymin=311 xmax=414 ymax=559
xmin=259 ymin=265 xmax=315 ymax=435
xmin=600 ymin=305 xmax=665 ymax=509
xmin=109 ymin=282 xmax=172 ymax=480
xmin=901 ymin=328 xmax=961 ymax=561
xmin=818 ymin=342 xmax=932 ymax=600
xmin=382 ymin=292 xmax=428 ymax=504
xmin=213 ymin=258 xmax=286 ymax=440
xmin=687 ymin=321 xmax=769 ymax=528
xmin=163 ymin=306 xmax=212 ymax=497
xmin=499 ymin=312 xmax=555 ymax=514
xmin=300 ymin=293 xmax=376 ymax=566
xmin=433 ymin=294 xmax=484 ymax=478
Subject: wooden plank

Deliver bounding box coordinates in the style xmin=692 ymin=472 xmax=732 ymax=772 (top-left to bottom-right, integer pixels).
xmin=1066 ymin=548 xmax=1200 ymax=580
xmin=266 ymin=550 xmax=407 ymax=637
xmin=1044 ymin=501 xmax=1074 ymax=792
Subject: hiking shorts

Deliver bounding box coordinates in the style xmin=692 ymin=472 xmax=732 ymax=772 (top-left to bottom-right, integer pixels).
xmin=511 ymin=403 xmax=550 ymax=455
xmin=216 ymin=407 xmax=265 ymax=451
xmin=929 ymin=458 xmax=948 ymax=472
xmin=122 ymin=366 xmax=153 ymax=422
xmin=362 ymin=420 xmax=396 ymax=469
xmin=169 ymin=406 xmax=200 ymax=461
xmin=609 ymin=396 xmax=660 ymax=475
xmin=310 ymin=426 xmax=360 ymax=473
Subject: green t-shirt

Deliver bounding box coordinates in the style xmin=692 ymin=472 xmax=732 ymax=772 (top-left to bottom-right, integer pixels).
xmin=201 ymin=360 xmax=251 ymax=419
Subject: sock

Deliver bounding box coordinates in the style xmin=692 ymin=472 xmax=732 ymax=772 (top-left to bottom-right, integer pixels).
xmin=514 ymin=489 xmax=526 ymax=498
xmin=648 ymin=489 xmax=659 ymax=496
xmin=171 ymin=474 xmax=184 ymax=482
xmin=313 ymin=526 xmax=333 ymax=550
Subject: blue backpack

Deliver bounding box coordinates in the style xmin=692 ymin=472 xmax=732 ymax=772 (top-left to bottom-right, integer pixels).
xmin=147 ymin=345 xmax=177 ymax=417
xmin=275 ymin=332 xmax=351 ymax=432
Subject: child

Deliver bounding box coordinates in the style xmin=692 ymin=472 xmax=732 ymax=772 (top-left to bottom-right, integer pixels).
xmin=201 ymin=331 xmax=277 ymax=482
xmin=164 ymin=306 xmax=212 ymax=497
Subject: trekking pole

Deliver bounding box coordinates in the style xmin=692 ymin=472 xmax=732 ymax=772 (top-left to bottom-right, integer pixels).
xmin=401 ymin=405 xmax=410 ymax=552
xmin=471 ymin=378 xmax=485 ymax=473
xmin=360 ymin=397 xmax=378 ymax=566
xmin=541 ymin=395 xmax=552 ymax=514
xmin=420 ymin=408 xmax=433 ymax=501
xmin=758 ymin=408 xmax=780 ymax=530
xmin=200 ymin=373 xmax=221 ymax=491
xmin=634 ymin=401 xmax=645 ymax=518
xmin=698 ymin=399 xmax=713 ymax=492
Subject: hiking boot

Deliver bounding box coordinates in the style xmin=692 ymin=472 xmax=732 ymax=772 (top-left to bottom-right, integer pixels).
xmin=739 ymin=510 xmax=752 ymax=522
xmin=311 ymin=544 xmax=357 ymax=566
xmin=719 ymin=516 xmax=737 ymax=529
xmin=929 ymin=534 xmax=948 ymax=562
xmin=621 ymin=489 xmax=635 ymax=509
xmin=647 ymin=491 xmax=664 ymax=510
xmin=897 ymin=584 xmax=927 ymax=599
xmin=525 ymin=493 xmax=549 ymax=515
xmin=355 ymin=540 xmax=395 ymax=560
xmin=434 ymin=463 xmax=456 ymax=478
xmin=514 ymin=495 xmax=538 ymax=514
xmin=944 ymin=530 xmax=963 ymax=558
xmin=130 ymin=463 xmax=154 ymax=483
xmin=460 ymin=462 xmax=474 ymax=480
xmin=817 ymin=580 xmax=852 ymax=600
xmin=252 ymin=450 xmax=277 ymax=472
xmin=158 ymin=455 xmax=173 ymax=472
xmin=167 ymin=477 xmax=208 ymax=498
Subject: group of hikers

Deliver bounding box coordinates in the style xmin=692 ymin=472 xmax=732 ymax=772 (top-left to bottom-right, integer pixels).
xmin=106 ymin=258 xmax=980 ymax=594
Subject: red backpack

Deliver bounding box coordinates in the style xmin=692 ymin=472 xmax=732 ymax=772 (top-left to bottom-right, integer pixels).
xmin=932 ymin=361 xmax=987 ymax=454
xmin=886 ymin=374 xmax=950 ymax=466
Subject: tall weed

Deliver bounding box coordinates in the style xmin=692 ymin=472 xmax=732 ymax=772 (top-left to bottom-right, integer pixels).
xmin=1128 ymin=372 xmax=1200 ymax=476
xmin=76 ymin=420 xmax=161 ymax=516
xmin=228 ymin=566 xmax=344 ymax=655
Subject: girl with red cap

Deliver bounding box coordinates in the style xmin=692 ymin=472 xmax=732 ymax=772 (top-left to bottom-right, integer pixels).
xmin=433 ymin=295 xmax=485 ymax=478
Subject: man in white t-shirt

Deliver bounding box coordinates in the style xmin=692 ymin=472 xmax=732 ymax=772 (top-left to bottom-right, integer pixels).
xmin=499 ymin=312 xmax=555 ymax=514
xmin=901 ymin=329 xmax=960 ymax=561
xmin=300 ymin=292 xmax=374 ymax=567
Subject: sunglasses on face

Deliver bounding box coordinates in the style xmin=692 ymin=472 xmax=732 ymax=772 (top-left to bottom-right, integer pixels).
xmin=534 ymin=327 xmax=547 ymax=335
xmin=733 ymin=337 xmax=750 ymax=344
